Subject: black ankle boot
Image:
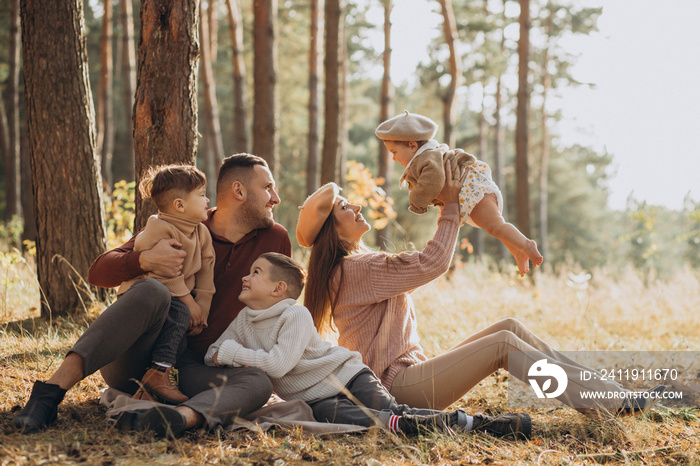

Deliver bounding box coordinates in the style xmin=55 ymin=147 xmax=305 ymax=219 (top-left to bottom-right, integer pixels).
xmin=13 ymin=381 xmax=67 ymax=433
xmin=472 ymin=412 xmax=532 ymax=439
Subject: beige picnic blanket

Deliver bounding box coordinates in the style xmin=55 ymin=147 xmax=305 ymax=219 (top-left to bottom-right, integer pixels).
xmin=100 ymin=388 xmax=368 ymax=435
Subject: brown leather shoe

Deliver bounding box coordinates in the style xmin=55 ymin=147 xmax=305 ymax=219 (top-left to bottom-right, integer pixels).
xmin=133 ymin=366 xmax=189 ymax=405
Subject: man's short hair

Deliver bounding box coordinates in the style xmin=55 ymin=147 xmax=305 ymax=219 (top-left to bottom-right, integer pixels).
xmin=259 ymin=252 xmax=306 ymax=300
xmin=217 ymin=153 xmax=268 ymax=197
xmin=139 ymin=164 xmax=206 ymax=211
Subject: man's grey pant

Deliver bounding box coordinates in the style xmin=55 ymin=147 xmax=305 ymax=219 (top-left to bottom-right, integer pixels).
xmin=69 ymin=278 xmax=272 ymax=429
xmin=308 ymin=369 xmax=458 ymax=429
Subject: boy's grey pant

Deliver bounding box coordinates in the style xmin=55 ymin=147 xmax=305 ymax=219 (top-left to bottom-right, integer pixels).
xmin=69 ymin=278 xmax=272 ymax=429
xmin=308 ymin=369 xmax=460 ymax=429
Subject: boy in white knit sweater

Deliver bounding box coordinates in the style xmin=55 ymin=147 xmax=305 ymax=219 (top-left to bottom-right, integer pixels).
xmin=205 ymin=252 xmax=531 ymax=438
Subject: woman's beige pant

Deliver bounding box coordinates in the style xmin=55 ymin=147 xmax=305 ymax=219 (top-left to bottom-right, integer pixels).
xmin=389 ymin=318 xmax=625 ymax=415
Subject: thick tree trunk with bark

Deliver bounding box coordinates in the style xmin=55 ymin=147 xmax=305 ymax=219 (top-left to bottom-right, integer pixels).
xmin=21 ymin=0 xmax=108 ymax=317
xmin=252 ymin=0 xmax=279 ymax=175
xmin=321 ymin=0 xmax=341 ymax=185
xmin=200 ymin=0 xmax=224 ymax=200
xmin=6 ymin=0 xmax=22 ymax=221
xmin=515 ymin=0 xmax=531 ymax=239
xmin=438 ymin=0 xmax=461 ymax=147
xmin=306 ymin=0 xmax=321 ymax=195
xmin=121 ymin=0 xmax=137 ymax=181
xmin=225 ymin=0 xmax=248 ymax=153
xmin=134 ymin=0 xmax=199 ymax=231
xmin=98 ymin=0 xmax=115 ymax=190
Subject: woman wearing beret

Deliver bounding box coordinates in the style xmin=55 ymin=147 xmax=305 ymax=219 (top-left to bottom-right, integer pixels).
xmin=296 ymin=160 xmax=664 ymax=417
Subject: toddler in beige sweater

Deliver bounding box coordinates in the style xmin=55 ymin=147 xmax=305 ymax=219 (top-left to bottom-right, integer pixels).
xmin=376 ymin=111 xmax=543 ymax=276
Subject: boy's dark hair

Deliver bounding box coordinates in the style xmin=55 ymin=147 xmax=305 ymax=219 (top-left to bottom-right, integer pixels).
xmin=259 ymin=252 xmax=306 ymax=300
xmin=217 ymin=153 xmax=269 ymax=197
xmin=139 ymin=164 xmax=207 ymax=211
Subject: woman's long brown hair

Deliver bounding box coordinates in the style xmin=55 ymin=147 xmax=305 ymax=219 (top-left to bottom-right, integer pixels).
xmin=304 ymin=213 xmax=354 ymax=334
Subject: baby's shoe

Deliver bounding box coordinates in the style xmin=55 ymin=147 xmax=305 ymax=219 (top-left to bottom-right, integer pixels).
xmin=132 ymin=366 xmax=188 ymax=405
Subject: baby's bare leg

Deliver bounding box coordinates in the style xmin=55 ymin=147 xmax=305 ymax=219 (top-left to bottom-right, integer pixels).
xmin=469 ymin=194 xmax=543 ymax=276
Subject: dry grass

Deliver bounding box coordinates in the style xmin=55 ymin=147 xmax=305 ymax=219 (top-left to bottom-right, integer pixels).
xmin=1 ymin=264 xmax=699 ymax=465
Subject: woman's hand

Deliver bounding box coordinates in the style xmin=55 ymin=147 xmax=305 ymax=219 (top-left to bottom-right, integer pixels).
xmin=434 ymin=159 xmax=466 ymax=207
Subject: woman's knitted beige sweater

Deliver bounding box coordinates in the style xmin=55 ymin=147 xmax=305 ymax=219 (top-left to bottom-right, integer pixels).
xmin=330 ymin=203 xmax=461 ymax=390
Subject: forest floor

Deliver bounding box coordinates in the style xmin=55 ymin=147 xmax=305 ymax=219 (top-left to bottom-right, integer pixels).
xmin=2 ymin=264 xmax=699 ymax=465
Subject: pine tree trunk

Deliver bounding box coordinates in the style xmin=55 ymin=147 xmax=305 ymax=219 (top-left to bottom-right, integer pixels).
xmin=121 ymin=0 xmax=137 ymax=181
xmin=337 ymin=15 xmax=347 ymax=187
xmin=208 ymin=0 xmax=218 ymax=58
xmin=252 ymin=0 xmax=279 ymax=175
xmin=200 ymin=0 xmax=224 ymax=200
xmin=98 ymin=0 xmax=115 ymax=191
xmin=493 ymin=0 xmax=508 ymax=263
xmin=474 ymin=101 xmax=487 ymax=258
xmin=6 ymin=0 xmax=22 ymax=222
xmin=376 ymin=0 xmax=393 ymax=249
xmin=493 ymin=73 xmax=507 ymax=263
xmin=225 ymin=0 xmax=248 ymax=153
xmin=20 ymin=124 xmax=36 ymax=242
xmin=134 ymin=0 xmax=199 ymax=231
xmin=306 ymin=0 xmax=320 ymax=195
xmin=0 ymin=87 xmax=9 ymax=172
xmin=321 ymin=0 xmax=341 ymax=185
xmin=538 ymin=11 xmax=553 ymax=261
xmin=438 ymin=0 xmax=460 ymax=147
xmin=515 ymin=0 xmax=531 ymax=239
xmin=21 ymin=0 xmax=108 ymax=317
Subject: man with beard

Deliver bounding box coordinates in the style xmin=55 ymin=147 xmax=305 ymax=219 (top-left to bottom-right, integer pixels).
xmin=14 ymin=154 xmax=292 ymax=437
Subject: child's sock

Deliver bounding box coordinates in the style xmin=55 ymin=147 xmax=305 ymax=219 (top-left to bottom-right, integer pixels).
xmin=388 ymin=414 xmax=401 ymax=433
xmin=455 ymin=410 xmax=475 ymax=431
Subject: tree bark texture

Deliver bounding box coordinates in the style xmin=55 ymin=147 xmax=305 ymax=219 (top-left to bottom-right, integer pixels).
xmin=121 ymin=0 xmax=137 ymax=181
xmin=321 ymin=0 xmax=341 ymax=185
xmin=200 ymin=0 xmax=224 ymax=200
xmin=252 ymin=0 xmax=279 ymax=175
xmin=20 ymin=125 xmax=36 ymax=242
xmin=515 ymin=0 xmax=531 ymax=238
xmin=6 ymin=0 xmax=22 ymax=221
xmin=21 ymin=0 xmax=108 ymax=317
xmin=98 ymin=0 xmax=115 ymax=190
xmin=438 ymin=0 xmax=461 ymax=147
xmin=306 ymin=0 xmax=321 ymax=196
xmin=134 ymin=0 xmax=199 ymax=231
xmin=225 ymin=0 xmax=248 ymax=153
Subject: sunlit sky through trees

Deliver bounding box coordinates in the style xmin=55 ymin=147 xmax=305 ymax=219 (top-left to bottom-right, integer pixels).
xmin=365 ymin=0 xmax=700 ymax=211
